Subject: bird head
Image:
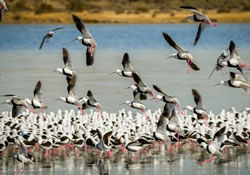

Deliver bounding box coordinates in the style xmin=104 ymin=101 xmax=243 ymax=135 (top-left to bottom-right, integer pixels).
xmin=167 ymin=53 xmax=177 ymax=59
xmin=214 ymin=81 xmax=225 ymax=86
xmin=73 ymin=36 xmax=83 ymax=41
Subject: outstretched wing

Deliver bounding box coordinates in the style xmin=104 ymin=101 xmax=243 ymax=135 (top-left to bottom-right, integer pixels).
xmin=152 ymin=85 xmax=166 ymax=95
xmin=122 ymin=53 xmax=134 ymax=71
xmin=103 ymin=131 xmax=113 ymax=145
xmin=12 ymin=105 xmax=22 ymax=118
xmin=132 ymin=72 xmax=146 ymax=87
xmin=193 ymin=23 xmax=208 ymax=46
xmin=180 ymin=6 xmax=204 ymax=16
xmin=190 ymin=61 xmax=200 ymax=71
xmin=162 ymin=32 xmax=185 ymax=53
xmin=86 ymin=47 xmax=95 ymax=66
xmin=39 ymin=34 xmax=48 ymax=50
xmin=33 ymin=81 xmax=42 ymax=100
xmin=52 ymin=27 xmax=64 ymax=32
xmin=192 ymin=89 xmax=203 ymax=108
xmin=62 ymin=48 xmax=73 ymax=70
xmin=72 ymin=15 xmax=93 ymax=38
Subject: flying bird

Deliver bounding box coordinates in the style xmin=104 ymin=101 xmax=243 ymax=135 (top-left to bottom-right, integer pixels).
xmin=39 ymin=27 xmax=64 ymax=50
xmin=82 ymin=90 xmax=103 ymax=118
xmin=112 ymin=52 xmax=135 ymax=77
xmin=54 ymin=48 xmax=75 ymax=77
xmin=208 ymin=50 xmax=228 ymax=79
xmin=215 ymin=72 xmax=250 ymax=94
xmin=163 ymin=32 xmax=200 ymax=74
xmin=0 ymin=95 xmax=36 ymax=117
xmin=72 ymin=14 xmax=97 ymax=66
xmin=132 ymin=72 xmax=158 ymax=102
xmin=180 ymin=6 xmax=217 ymax=46
xmin=58 ymin=73 xmax=87 ymax=114
xmin=24 ymin=81 xmax=48 ymax=120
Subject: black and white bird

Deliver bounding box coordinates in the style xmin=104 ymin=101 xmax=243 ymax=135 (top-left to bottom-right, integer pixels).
xmin=13 ymin=137 xmax=34 ymax=174
xmin=24 ymin=81 xmax=48 ymax=118
xmin=82 ymin=90 xmax=103 ymax=118
xmin=162 ymin=32 xmax=200 ymax=74
xmin=153 ymin=84 xmax=184 ymax=115
xmin=39 ymin=27 xmax=64 ymax=49
xmin=180 ymin=6 xmax=217 ymax=46
xmin=0 ymin=0 xmax=7 ymax=22
xmin=199 ymin=126 xmax=226 ymax=164
xmin=54 ymin=48 xmax=75 ymax=77
xmin=124 ymin=93 xmax=150 ymax=121
xmin=186 ymin=89 xmax=209 ymax=127
xmin=96 ymin=129 xmax=113 ymax=158
xmin=132 ymin=72 xmax=158 ymax=102
xmin=219 ymin=41 xmax=250 ymax=77
xmin=72 ymin=14 xmax=97 ymax=66
xmin=113 ymin=52 xmax=135 ymax=77
xmin=58 ymin=73 xmax=87 ymax=114
xmin=208 ymin=50 xmax=228 ymax=79
xmin=0 ymin=95 xmax=36 ymax=117
xmin=215 ymin=72 xmax=250 ymax=94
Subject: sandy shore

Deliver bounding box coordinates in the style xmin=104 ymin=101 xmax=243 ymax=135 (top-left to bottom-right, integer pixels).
xmin=1 ymin=10 xmax=250 ymax=24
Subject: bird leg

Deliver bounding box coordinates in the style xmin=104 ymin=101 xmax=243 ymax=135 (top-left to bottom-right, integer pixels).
xmin=163 ymin=140 xmax=171 ymax=153
xmin=44 ymin=150 xmax=49 ymax=160
xmin=90 ymin=43 xmax=94 ymax=57
xmin=97 ymin=106 xmax=103 ymax=119
xmin=186 ymin=59 xmax=191 ymax=74
xmin=40 ymin=107 xmax=48 ymax=121
xmin=239 ymin=63 xmax=250 ymax=70
xmin=141 ymin=109 xmax=150 ymax=122
xmin=76 ymin=104 xmax=85 ymax=115
xmin=23 ymin=105 xmax=36 ymax=114
xmin=84 ymin=144 xmax=88 ymax=152
xmin=13 ymin=164 xmax=24 ymax=174
xmin=243 ymin=88 xmax=250 ymax=94
xmin=199 ymin=155 xmax=214 ymax=164
xmin=151 ymin=92 xmax=158 ymax=103
xmin=175 ymin=103 xmax=184 ymax=115
xmin=202 ymin=113 xmax=209 ymax=127
xmin=121 ymin=144 xmax=126 ymax=154
xmin=35 ymin=143 xmax=39 ymax=152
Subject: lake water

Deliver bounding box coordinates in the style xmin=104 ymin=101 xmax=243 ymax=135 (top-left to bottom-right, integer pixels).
xmin=0 ymin=24 xmax=250 ymax=174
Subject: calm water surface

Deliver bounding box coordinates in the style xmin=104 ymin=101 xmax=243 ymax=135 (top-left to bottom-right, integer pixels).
xmin=0 ymin=24 xmax=250 ymax=174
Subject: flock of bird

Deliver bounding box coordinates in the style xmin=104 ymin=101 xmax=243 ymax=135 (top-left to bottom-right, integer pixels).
xmin=0 ymin=1 xmax=250 ymax=175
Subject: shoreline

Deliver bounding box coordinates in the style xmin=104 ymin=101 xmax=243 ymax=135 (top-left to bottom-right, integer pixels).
xmin=1 ymin=11 xmax=250 ymax=24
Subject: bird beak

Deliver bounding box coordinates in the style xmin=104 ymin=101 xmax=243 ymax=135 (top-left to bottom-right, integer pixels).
xmin=119 ymin=102 xmax=126 ymax=105
xmin=214 ymin=83 xmax=220 ymax=86
xmin=72 ymin=39 xmax=78 ymax=42
xmin=167 ymin=56 xmax=173 ymax=59
xmin=124 ymin=87 xmax=130 ymax=90
xmin=110 ymin=71 xmax=116 ymax=75
xmin=51 ymin=70 xmax=56 ymax=73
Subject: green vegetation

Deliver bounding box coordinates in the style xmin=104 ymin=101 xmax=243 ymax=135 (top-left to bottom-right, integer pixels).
xmin=6 ymin=0 xmax=250 ymax=14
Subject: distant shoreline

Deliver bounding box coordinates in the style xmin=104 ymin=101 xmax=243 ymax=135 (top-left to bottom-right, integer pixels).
xmin=1 ymin=11 xmax=250 ymax=24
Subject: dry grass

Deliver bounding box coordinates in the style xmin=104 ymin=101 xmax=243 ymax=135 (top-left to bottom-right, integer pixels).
xmin=2 ymin=11 xmax=250 ymax=24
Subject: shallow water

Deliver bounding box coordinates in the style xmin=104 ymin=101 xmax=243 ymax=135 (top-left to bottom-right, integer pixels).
xmin=0 ymin=24 xmax=250 ymax=175
xmin=0 ymin=144 xmax=250 ymax=175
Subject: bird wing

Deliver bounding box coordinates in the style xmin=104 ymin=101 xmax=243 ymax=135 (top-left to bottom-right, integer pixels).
xmin=180 ymin=6 xmax=204 ymax=16
xmin=133 ymin=91 xmax=147 ymax=101
xmin=132 ymin=72 xmax=146 ymax=87
xmin=162 ymin=32 xmax=185 ymax=53
xmin=87 ymin=90 xmax=98 ymax=103
xmin=103 ymin=131 xmax=113 ymax=145
xmin=230 ymin=72 xmax=247 ymax=83
xmin=86 ymin=47 xmax=95 ymax=66
xmin=72 ymin=15 xmax=93 ymax=38
xmin=163 ymin=103 xmax=175 ymax=118
xmin=67 ymin=74 xmax=77 ymax=95
xmin=39 ymin=34 xmax=49 ymax=50
xmin=229 ymin=40 xmax=239 ymax=57
xmin=192 ymin=89 xmax=203 ymax=108
xmin=12 ymin=105 xmax=22 ymax=118
xmin=52 ymin=27 xmax=64 ymax=32
xmin=0 ymin=94 xmax=16 ymax=97
xmin=33 ymin=81 xmax=42 ymax=101
xmin=0 ymin=8 xmax=3 ymax=22
xmin=122 ymin=53 xmax=134 ymax=71
xmin=190 ymin=61 xmax=200 ymax=71
xmin=213 ymin=126 xmax=226 ymax=141
xmin=208 ymin=67 xmax=217 ymax=79
xmin=62 ymin=48 xmax=73 ymax=70
xmin=152 ymin=84 xmax=166 ymax=96
xmin=168 ymin=110 xmax=178 ymax=124
xmin=193 ymin=23 xmax=208 ymax=46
